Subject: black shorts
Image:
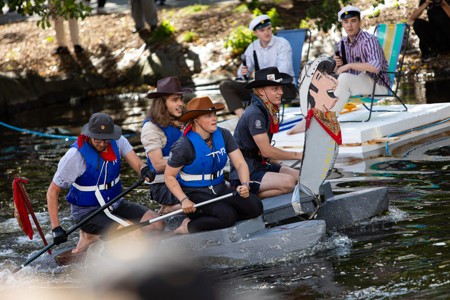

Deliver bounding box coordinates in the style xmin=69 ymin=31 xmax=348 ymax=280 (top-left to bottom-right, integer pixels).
xmin=230 ymin=163 xmax=282 ymax=194
xmin=150 ymin=183 xmax=179 ymax=205
xmin=75 ymin=200 xmax=149 ymax=235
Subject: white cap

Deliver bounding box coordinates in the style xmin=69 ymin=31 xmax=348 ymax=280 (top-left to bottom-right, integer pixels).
xmin=248 ymin=15 xmax=271 ymax=31
xmin=338 ymin=5 xmax=361 ymax=22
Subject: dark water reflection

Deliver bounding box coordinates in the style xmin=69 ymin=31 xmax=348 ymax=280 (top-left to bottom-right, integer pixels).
xmin=0 ymin=80 xmax=449 ymax=298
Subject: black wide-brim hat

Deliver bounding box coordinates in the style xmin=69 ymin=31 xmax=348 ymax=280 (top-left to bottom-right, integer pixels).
xmin=81 ymin=112 xmax=122 ymax=140
xmin=179 ymin=96 xmax=225 ymax=123
xmin=245 ymin=67 xmax=293 ymax=89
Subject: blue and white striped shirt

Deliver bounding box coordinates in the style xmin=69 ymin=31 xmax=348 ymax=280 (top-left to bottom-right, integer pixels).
xmin=339 ymin=30 xmax=389 ymax=86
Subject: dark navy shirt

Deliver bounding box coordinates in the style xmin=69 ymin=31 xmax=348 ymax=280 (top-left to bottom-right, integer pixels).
xmin=230 ymin=96 xmax=271 ymax=181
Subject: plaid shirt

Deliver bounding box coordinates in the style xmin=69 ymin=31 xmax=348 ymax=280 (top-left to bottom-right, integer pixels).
xmin=340 ymin=30 xmax=390 ymax=86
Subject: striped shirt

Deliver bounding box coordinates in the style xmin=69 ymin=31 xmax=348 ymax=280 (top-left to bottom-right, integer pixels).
xmin=339 ymin=30 xmax=390 ymax=86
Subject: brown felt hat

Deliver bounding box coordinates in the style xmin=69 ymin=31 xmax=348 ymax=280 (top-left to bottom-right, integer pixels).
xmin=147 ymin=77 xmax=193 ymax=98
xmin=81 ymin=112 xmax=122 ymax=140
xmin=178 ymin=96 xmax=225 ymax=123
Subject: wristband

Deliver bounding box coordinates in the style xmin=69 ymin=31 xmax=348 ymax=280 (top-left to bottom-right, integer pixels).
xmin=241 ymin=182 xmax=249 ymax=187
xmin=179 ymin=196 xmax=189 ymax=203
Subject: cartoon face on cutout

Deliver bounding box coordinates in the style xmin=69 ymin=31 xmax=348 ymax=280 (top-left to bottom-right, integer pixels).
xmin=307 ymin=61 xmax=338 ymax=112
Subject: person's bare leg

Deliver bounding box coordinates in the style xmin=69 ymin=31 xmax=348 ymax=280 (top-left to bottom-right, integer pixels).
xmin=173 ymin=217 xmax=190 ymax=234
xmin=257 ymin=169 xmax=298 ymax=199
xmin=141 ymin=210 xmax=165 ymax=233
xmin=286 ymin=119 xmax=306 ymax=135
xmin=72 ymin=230 xmax=100 ymax=254
xmin=158 ymin=204 xmax=182 ymax=215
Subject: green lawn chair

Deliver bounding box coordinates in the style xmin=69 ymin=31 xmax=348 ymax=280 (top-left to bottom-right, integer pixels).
xmin=348 ymin=23 xmax=410 ymax=122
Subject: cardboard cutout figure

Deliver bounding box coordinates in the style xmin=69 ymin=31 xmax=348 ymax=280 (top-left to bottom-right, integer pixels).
xmin=292 ymin=55 xmax=342 ymax=217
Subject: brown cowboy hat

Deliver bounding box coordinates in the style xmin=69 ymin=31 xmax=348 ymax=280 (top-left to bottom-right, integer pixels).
xmin=245 ymin=66 xmax=293 ymax=89
xmin=178 ymin=96 xmax=225 ymax=123
xmin=147 ymin=77 xmax=193 ymax=98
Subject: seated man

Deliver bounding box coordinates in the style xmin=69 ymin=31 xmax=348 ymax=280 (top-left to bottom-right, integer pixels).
xmin=287 ymin=5 xmax=389 ymax=134
xmin=47 ymin=113 xmax=164 ymax=253
xmin=229 ymin=67 xmax=302 ymax=199
xmin=219 ymin=14 xmax=295 ymax=117
xmin=409 ymin=0 xmax=450 ymax=62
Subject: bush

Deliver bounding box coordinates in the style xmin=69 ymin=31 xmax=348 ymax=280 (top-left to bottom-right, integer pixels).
xmin=182 ymin=31 xmax=198 ymax=43
xmin=150 ymin=20 xmax=175 ymax=42
xmin=224 ymin=25 xmax=255 ymax=56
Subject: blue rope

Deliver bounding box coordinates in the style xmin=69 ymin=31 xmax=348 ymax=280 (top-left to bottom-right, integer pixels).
xmin=384 ymin=117 xmax=450 ymax=156
xmin=0 ymin=121 xmax=136 ymax=140
xmin=0 ymin=121 xmax=77 ymax=140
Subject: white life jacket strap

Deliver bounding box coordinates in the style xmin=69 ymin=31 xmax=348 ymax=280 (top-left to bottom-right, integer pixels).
xmin=94 ymin=188 xmax=129 ymax=227
xmin=180 ymin=170 xmax=224 ymax=181
xmin=72 ymin=176 xmax=121 ymax=192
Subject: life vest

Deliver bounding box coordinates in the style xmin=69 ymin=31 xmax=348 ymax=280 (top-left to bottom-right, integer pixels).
xmin=179 ymin=129 xmax=227 ymax=188
xmin=66 ymin=139 xmax=122 ymax=207
xmin=143 ymin=117 xmax=182 ymax=182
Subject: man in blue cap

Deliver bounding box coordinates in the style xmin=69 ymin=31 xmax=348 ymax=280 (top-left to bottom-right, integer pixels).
xmin=219 ymin=14 xmax=295 ymax=117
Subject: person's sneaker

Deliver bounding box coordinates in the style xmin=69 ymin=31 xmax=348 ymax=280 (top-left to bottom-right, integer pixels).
xmin=74 ymin=45 xmax=85 ymax=55
xmin=53 ymin=46 xmax=70 ymax=55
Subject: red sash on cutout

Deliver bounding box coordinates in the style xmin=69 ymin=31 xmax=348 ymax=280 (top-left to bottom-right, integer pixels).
xmin=306 ymin=109 xmax=342 ymax=145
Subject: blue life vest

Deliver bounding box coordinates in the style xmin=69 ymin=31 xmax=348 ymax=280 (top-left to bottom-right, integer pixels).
xmin=142 ymin=117 xmax=181 ymax=174
xmin=179 ymin=129 xmax=227 ymax=188
xmin=66 ymin=139 xmax=122 ymax=207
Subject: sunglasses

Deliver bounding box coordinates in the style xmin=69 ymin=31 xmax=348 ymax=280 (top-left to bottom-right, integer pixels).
xmin=92 ymin=138 xmax=111 ymax=144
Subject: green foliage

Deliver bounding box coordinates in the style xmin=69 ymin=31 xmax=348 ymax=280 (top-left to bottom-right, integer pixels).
xmin=246 ymin=0 xmax=260 ymax=11
xmin=180 ymin=4 xmax=209 ymax=14
xmin=266 ymin=8 xmax=280 ymax=28
xmin=149 ymin=19 xmax=175 ymax=42
xmin=234 ymin=3 xmax=249 ymax=13
xmin=367 ymin=8 xmax=381 ymax=18
xmin=224 ymin=25 xmax=255 ymax=56
xmin=182 ymin=31 xmax=198 ymax=43
xmin=3 ymin=0 xmax=91 ymax=29
xmin=305 ymin=0 xmax=341 ymax=32
xmin=299 ymin=19 xmax=310 ymax=29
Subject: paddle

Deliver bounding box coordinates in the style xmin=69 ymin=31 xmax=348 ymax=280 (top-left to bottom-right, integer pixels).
xmin=107 ymin=192 xmax=237 ymax=240
xmin=15 ymin=177 xmax=145 ymax=272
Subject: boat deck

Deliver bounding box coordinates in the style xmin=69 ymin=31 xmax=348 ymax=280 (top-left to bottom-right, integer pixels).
xmin=273 ymin=103 xmax=450 ymax=158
